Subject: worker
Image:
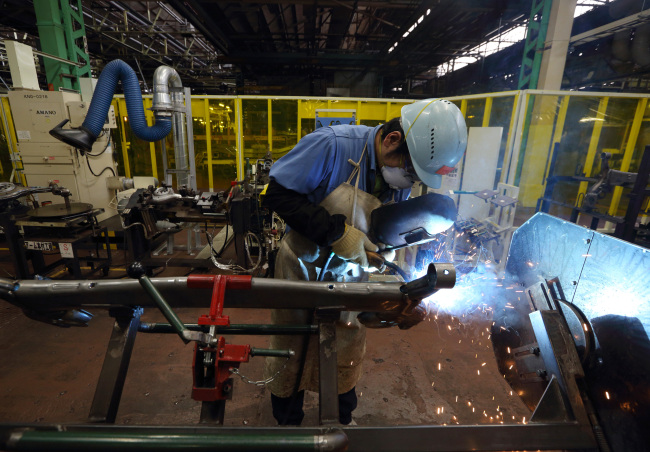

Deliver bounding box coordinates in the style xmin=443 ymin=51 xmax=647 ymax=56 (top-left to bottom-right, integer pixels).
xmin=262 ymin=98 xmax=468 ymax=426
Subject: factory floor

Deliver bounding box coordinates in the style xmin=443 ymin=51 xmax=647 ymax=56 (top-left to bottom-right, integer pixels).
xmin=0 ymin=232 xmax=531 ymax=428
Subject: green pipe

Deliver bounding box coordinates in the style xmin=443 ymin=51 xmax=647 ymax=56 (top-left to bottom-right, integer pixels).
xmin=6 ymin=430 xmax=348 ymax=451
xmin=250 ymin=347 xmax=294 ymax=358
xmin=137 ymin=276 xmax=187 ymax=338
xmin=139 ymin=323 xmax=317 ymax=335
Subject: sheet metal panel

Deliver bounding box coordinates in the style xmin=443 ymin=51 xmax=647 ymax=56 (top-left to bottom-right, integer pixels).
xmin=504 ymin=213 xmax=650 ymax=451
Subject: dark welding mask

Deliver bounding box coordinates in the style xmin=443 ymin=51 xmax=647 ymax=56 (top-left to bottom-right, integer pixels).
xmin=368 ymin=193 xmax=456 ymax=250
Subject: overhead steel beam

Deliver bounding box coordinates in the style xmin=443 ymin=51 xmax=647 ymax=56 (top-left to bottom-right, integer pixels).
xmin=166 ymin=0 xmax=231 ymax=54
xmin=118 ymin=0 xmax=414 ymax=7
xmin=570 ymin=10 xmax=650 ymax=46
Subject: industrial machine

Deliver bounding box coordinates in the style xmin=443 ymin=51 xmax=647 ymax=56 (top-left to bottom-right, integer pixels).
xmin=115 ymin=151 xmax=281 ymax=273
xmin=0 ymin=181 xmax=111 ymax=279
xmin=0 ymin=213 xmax=646 ymax=451
xmin=7 ymin=89 xmax=117 ymax=222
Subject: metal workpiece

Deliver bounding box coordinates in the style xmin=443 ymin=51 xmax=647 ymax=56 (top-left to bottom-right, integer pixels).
xmin=138 ymin=323 xmax=318 ymax=336
xmin=400 ymin=263 xmax=456 ymax=300
xmin=0 ymin=277 xmax=405 ymax=312
xmin=0 ymin=262 xmax=455 ymax=313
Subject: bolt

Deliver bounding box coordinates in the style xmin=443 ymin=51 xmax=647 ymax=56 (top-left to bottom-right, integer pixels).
xmin=530 ymin=347 xmax=540 ymax=356
xmin=536 ymin=369 xmax=548 ymax=378
xmin=223 ymin=383 xmax=232 ymax=394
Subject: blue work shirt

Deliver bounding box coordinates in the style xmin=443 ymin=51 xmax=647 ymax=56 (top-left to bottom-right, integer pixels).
xmin=269 ymin=124 xmax=410 ymax=205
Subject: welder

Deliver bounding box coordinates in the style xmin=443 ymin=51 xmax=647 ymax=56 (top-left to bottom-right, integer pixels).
xmin=262 ymin=99 xmax=468 ymax=426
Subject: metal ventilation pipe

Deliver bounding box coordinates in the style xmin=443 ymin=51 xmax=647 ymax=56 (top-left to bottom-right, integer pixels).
xmin=152 ymin=65 xmax=190 ymax=188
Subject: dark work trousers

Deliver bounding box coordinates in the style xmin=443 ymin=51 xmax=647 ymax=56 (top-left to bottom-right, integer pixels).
xmin=271 ymin=387 xmax=358 ymax=425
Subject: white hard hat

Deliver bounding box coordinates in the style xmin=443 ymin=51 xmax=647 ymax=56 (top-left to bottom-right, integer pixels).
xmin=401 ymin=99 xmax=467 ymax=189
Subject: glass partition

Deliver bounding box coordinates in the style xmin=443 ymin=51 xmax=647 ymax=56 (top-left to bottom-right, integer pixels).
xmin=205 ymin=98 xmax=237 ymax=191
xmin=0 ymin=91 xmax=646 ymax=228
xmin=270 ymin=99 xmax=298 ymax=161
xmin=241 ymin=99 xmax=269 ymax=174
xmin=516 ymin=93 xmax=649 ymax=226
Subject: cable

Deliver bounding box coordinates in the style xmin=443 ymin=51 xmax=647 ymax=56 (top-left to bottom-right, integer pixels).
xmin=86 ymin=131 xmax=111 ymax=157
xmin=318 ymin=252 xmax=335 ymax=281
xmin=385 ymin=260 xmax=409 ymax=281
xmin=86 ymin=155 xmax=116 ymax=177
xmin=205 ymin=223 xmax=229 ymax=259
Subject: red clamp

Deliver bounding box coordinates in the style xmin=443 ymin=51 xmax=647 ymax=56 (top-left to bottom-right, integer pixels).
xmin=187 ymin=275 xmax=253 ymax=402
xmin=192 ymin=337 xmax=251 ymax=401
xmin=187 ymin=274 xmax=252 ymax=327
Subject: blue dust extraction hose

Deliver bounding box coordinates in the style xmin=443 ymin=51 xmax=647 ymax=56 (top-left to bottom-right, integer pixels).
xmin=82 ymin=59 xmax=171 ymax=141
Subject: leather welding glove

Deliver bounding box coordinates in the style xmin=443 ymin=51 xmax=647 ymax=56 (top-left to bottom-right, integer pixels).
xmin=378 ymin=245 xmax=396 ymax=263
xmin=358 ymin=302 xmax=429 ymax=330
xmin=394 ymin=302 xmax=429 ymax=330
xmin=331 ymin=224 xmax=378 ymax=268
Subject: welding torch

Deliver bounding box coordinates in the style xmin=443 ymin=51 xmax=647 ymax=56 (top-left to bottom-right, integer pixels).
xmin=366 ymin=250 xmax=409 ymax=281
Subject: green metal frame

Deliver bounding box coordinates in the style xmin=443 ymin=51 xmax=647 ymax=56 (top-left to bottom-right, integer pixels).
xmin=518 ymin=0 xmax=553 ymax=90
xmin=514 ymin=0 xmax=553 ymax=186
xmin=34 ymin=0 xmax=90 ymax=91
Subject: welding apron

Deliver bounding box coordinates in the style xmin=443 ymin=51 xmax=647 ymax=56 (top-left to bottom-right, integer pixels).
xmin=264 ymin=144 xmax=381 ymax=397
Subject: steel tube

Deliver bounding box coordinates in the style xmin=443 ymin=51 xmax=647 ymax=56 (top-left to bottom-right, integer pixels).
xmin=250 ymin=347 xmax=294 ymax=358
xmin=2 ymin=277 xmax=409 ymax=312
xmin=0 ymin=423 xmax=595 ymax=451
xmin=139 ymin=323 xmax=318 ymax=335
xmin=137 ymin=276 xmax=187 ymax=338
xmin=6 ymin=430 xmax=348 ymax=452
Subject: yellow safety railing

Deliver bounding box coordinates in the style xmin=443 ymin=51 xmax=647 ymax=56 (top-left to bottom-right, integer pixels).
xmin=1 ymin=91 xmax=648 ymax=225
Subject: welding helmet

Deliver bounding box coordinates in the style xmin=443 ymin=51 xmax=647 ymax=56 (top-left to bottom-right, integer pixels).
xmin=401 ymin=99 xmax=467 ymax=189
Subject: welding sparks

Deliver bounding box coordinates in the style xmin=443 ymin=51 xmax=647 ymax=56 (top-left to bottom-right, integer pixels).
xmin=481 ymin=362 xmax=487 ymax=366
xmin=605 ymin=391 xmax=610 ymax=400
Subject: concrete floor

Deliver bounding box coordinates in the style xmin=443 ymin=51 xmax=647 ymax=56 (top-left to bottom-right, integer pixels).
xmin=0 ymin=238 xmax=531 ymax=428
